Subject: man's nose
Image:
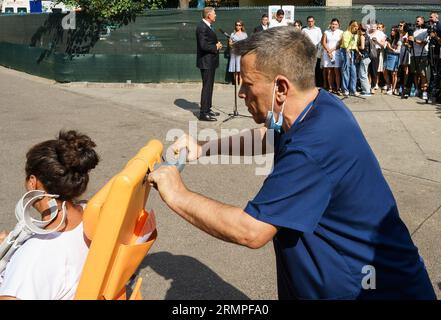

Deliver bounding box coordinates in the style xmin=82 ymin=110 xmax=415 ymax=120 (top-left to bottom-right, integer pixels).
xmin=238 ymin=86 xmax=246 ymax=99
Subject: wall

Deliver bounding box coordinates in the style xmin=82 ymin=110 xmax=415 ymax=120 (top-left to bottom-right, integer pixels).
xmin=0 ymin=6 xmax=440 ymax=83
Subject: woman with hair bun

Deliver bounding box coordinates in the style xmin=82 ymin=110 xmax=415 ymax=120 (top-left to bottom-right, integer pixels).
xmin=0 ymin=130 xmax=99 ymax=300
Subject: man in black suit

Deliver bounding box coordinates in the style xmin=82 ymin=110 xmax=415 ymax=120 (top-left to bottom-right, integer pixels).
xmin=253 ymin=14 xmax=269 ymax=33
xmin=196 ymin=7 xmax=222 ymax=121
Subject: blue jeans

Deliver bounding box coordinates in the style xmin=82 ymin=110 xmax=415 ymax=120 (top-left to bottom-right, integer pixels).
xmin=358 ymin=56 xmax=371 ymax=94
xmin=341 ymin=49 xmax=357 ymax=94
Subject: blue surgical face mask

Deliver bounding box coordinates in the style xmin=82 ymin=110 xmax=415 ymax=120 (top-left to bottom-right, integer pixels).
xmin=265 ymin=80 xmax=286 ymax=133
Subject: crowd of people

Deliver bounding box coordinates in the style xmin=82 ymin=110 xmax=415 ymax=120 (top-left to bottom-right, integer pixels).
xmin=230 ymin=10 xmax=441 ymax=102
xmin=196 ymin=7 xmax=441 ymax=122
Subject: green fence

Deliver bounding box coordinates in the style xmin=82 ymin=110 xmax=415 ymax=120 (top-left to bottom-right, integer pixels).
xmin=0 ymin=6 xmax=440 ymax=83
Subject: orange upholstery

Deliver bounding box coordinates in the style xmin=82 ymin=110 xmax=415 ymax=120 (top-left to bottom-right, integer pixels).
xmin=75 ymin=140 xmax=163 ymax=300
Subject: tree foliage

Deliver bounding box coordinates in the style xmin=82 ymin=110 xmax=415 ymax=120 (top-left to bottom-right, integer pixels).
xmin=60 ymin=0 xmax=167 ymax=23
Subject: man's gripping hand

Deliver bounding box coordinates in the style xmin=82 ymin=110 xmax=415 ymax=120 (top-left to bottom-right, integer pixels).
xmin=148 ymin=166 xmax=187 ymax=206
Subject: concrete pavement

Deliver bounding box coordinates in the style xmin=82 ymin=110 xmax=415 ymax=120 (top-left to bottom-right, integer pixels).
xmin=0 ymin=66 xmax=440 ymax=299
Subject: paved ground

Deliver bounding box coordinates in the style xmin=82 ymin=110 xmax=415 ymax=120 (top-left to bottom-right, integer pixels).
xmin=0 ymin=65 xmax=440 ymax=299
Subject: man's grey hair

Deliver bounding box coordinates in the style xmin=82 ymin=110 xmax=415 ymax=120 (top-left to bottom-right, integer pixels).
xmin=232 ymin=27 xmax=316 ymax=90
xmin=203 ymin=7 xmax=214 ymax=19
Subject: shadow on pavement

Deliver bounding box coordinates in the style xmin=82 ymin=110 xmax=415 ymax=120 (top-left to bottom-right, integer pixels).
xmin=174 ymin=99 xmax=200 ymax=118
xmin=141 ymin=251 xmax=250 ymax=300
xmin=435 ymin=105 xmax=441 ymax=118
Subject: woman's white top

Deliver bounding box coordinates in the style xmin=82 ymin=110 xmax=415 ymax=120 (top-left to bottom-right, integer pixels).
xmin=324 ymin=29 xmax=343 ymax=51
xmin=0 ymin=222 xmax=88 ymax=300
xmin=322 ymin=29 xmax=343 ymax=68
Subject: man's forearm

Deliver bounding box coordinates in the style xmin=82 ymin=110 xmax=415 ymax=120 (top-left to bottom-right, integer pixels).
xmin=199 ymin=127 xmax=269 ymax=157
xmin=168 ymin=189 xmax=257 ymax=247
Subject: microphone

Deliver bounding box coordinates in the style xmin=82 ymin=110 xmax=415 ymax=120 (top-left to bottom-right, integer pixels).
xmin=218 ymin=28 xmax=230 ymax=38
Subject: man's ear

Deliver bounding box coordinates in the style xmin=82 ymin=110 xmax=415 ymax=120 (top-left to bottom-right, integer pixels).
xmin=275 ymin=77 xmax=289 ymax=103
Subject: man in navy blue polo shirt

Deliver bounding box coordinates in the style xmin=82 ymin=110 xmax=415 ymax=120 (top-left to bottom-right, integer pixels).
xmin=149 ymin=27 xmax=436 ymax=299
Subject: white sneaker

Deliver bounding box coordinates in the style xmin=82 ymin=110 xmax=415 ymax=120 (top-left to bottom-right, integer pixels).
xmin=382 ymin=86 xmax=388 ymax=91
xmin=386 ymin=89 xmax=393 ymax=95
xmin=422 ymin=91 xmax=428 ymax=100
xmin=343 ymin=91 xmax=349 ymax=97
xmin=374 ymin=85 xmax=379 ymax=90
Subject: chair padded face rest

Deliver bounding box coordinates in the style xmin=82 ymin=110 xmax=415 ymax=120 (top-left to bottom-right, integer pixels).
xmin=82 ymin=177 xmax=116 ymax=241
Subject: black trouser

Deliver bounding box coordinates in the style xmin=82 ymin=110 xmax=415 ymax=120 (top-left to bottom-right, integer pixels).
xmin=369 ymin=54 xmax=379 ymax=88
xmin=429 ymin=57 xmax=441 ymax=94
xmin=315 ymin=58 xmax=323 ymax=87
xmin=200 ymin=68 xmax=216 ymax=114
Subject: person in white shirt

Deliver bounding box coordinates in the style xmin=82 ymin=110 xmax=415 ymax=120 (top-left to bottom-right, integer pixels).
xmin=0 ymin=130 xmax=99 ymax=300
xmin=303 ymin=16 xmax=323 ymax=87
xmin=368 ymin=23 xmax=387 ymax=92
xmin=409 ymin=16 xmax=429 ymax=100
xmin=321 ymin=18 xmax=343 ymax=94
xmin=269 ymin=9 xmax=288 ymax=29
xmin=376 ymin=23 xmax=387 ymax=88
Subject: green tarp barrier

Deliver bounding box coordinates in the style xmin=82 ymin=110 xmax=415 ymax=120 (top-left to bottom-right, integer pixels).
xmin=0 ymin=6 xmax=440 ymax=83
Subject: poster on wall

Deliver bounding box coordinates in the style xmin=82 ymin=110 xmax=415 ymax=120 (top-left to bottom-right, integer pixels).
xmin=282 ymin=6 xmax=295 ymax=23
xmin=268 ymin=5 xmax=295 ymax=25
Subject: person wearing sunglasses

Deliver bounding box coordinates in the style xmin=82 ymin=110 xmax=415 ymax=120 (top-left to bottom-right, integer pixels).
xmin=228 ymin=20 xmax=248 ymax=86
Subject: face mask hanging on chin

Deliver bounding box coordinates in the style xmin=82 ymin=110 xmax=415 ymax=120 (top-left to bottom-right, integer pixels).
xmin=15 ymin=190 xmax=67 ymax=235
xmin=265 ymin=80 xmax=286 ymax=134
xmin=0 ymin=190 xmax=67 ymax=274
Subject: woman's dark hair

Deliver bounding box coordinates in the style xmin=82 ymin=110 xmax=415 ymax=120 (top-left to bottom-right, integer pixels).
xmin=25 ymin=130 xmax=99 ymax=201
xmin=403 ymin=23 xmax=414 ymax=34
xmin=390 ymin=26 xmax=400 ymax=45
xmin=294 ymin=20 xmax=303 ymax=27
xmin=330 ymin=18 xmax=340 ymax=26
